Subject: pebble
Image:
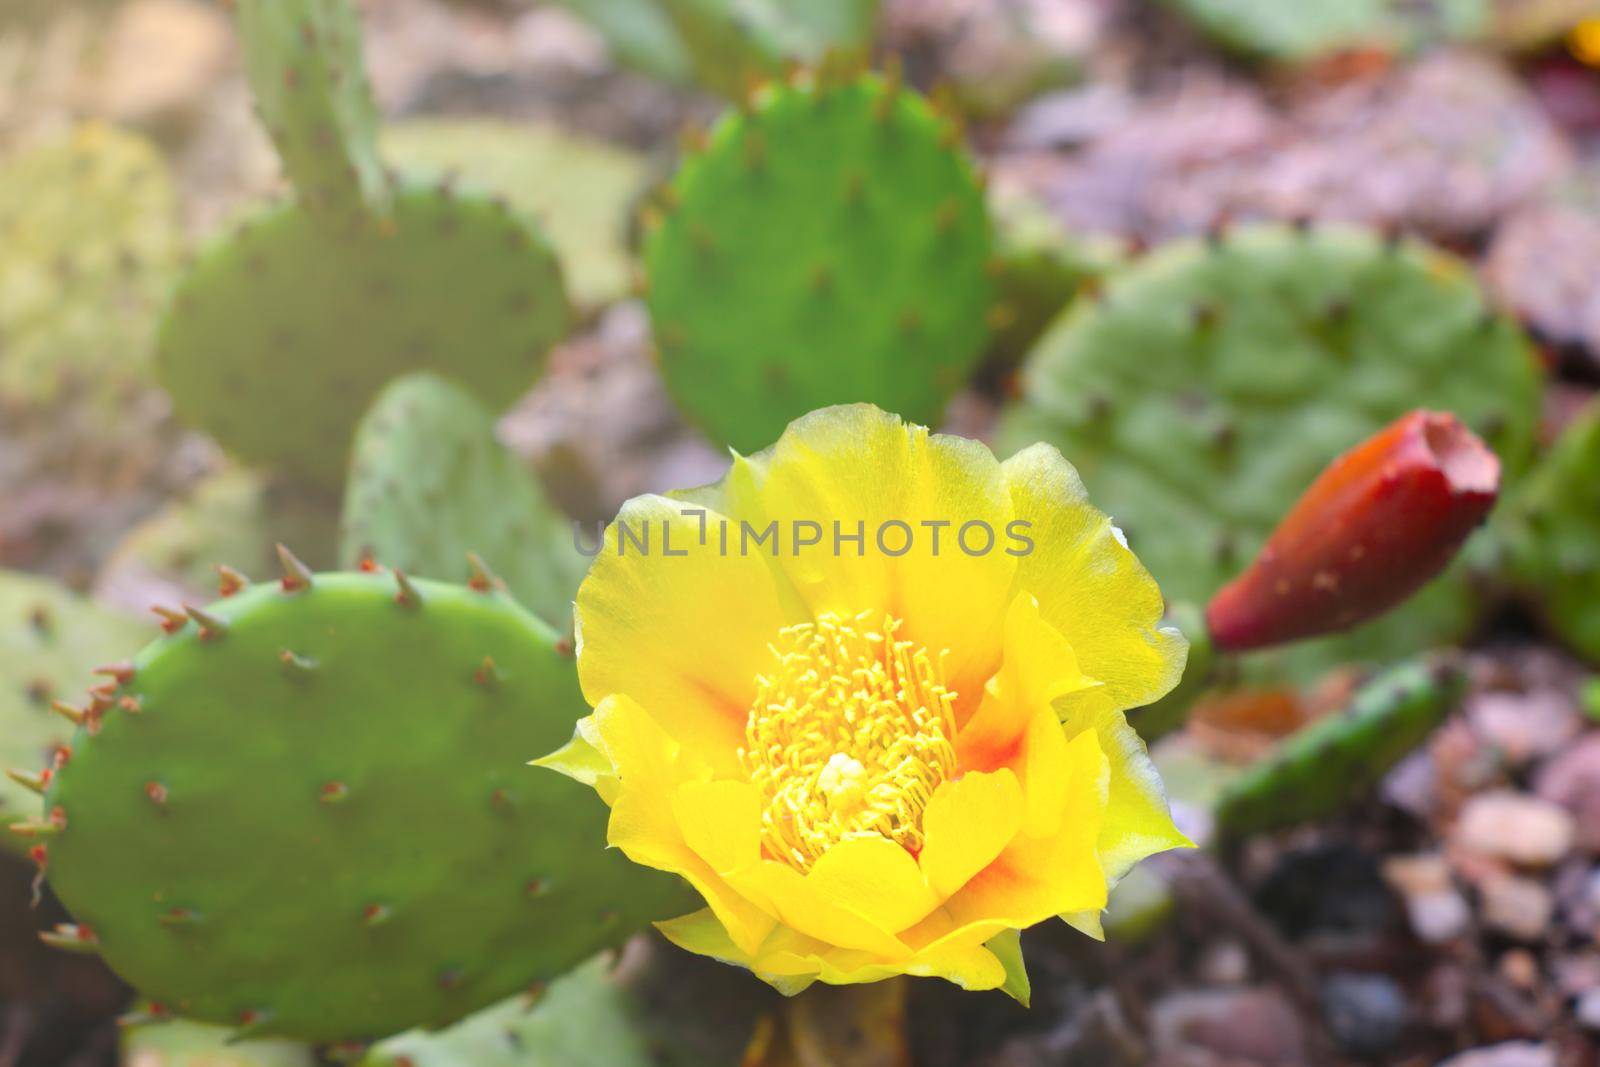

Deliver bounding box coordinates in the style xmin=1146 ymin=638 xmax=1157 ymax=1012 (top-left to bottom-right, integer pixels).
xmin=1468 ymin=690 xmax=1580 ymax=767
xmin=1578 ymin=989 xmax=1600 ymax=1031
xmin=1534 ymin=734 xmax=1600 ymax=852
xmin=1481 ymin=876 xmax=1555 ymax=942
xmin=1149 ymin=987 xmax=1308 ymax=1067
xmin=1497 ymin=949 xmax=1540 ymax=991
xmin=1383 ymin=853 xmax=1471 ymax=943
xmin=1320 ymin=972 xmax=1407 ymax=1058
xmin=1437 ymin=1043 xmax=1556 ymax=1067
xmin=1454 ymin=792 xmax=1575 ymax=868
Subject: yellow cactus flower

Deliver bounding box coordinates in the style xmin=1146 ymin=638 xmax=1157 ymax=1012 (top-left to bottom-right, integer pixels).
xmin=537 ymin=404 xmax=1191 ymax=997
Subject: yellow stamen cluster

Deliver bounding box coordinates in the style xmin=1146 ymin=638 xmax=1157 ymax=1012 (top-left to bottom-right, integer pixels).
xmin=741 ymin=611 xmax=958 ymax=871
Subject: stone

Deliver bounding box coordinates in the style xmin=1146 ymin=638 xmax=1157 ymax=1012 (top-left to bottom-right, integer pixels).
xmin=1436 ymin=1042 xmax=1555 ymax=1067
xmin=1481 ymin=876 xmax=1555 ymax=942
xmin=1454 ymin=791 xmax=1575 ymax=868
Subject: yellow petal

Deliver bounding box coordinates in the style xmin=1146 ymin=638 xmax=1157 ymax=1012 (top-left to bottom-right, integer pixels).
xmin=575 ymin=493 xmax=796 ymax=776
xmin=918 ymin=769 xmax=1024 ymax=900
xmin=741 ymin=405 xmax=1019 ymax=707
xmin=531 ymin=724 xmax=610 ymax=782
xmin=805 ymin=835 xmax=941 ymax=933
xmin=1002 ymin=443 xmax=1187 ymax=713
xmin=1060 ymin=692 xmax=1194 ymax=884
xmin=942 ymin=729 xmax=1111 ymax=930
xmin=732 ymin=859 xmax=912 ymax=959
xmin=957 ymin=596 xmax=1099 ymax=837
xmin=672 ymin=779 xmax=763 ymax=876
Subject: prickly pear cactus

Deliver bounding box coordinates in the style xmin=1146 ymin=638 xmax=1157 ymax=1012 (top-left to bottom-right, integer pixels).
xmin=558 ymin=0 xmax=878 ymax=98
xmin=237 ymin=0 xmax=391 ymax=230
xmin=1162 ymin=0 xmax=1489 ymax=60
xmin=1501 ymin=401 xmax=1600 ymax=663
xmin=645 ymin=69 xmax=993 ymax=452
xmin=0 ymin=573 xmax=145 ymax=856
xmin=383 ymin=119 xmax=648 ymax=312
xmin=362 ymin=956 xmax=652 ymax=1067
xmin=33 ymin=564 xmax=693 ymax=1042
xmin=97 ymin=468 xmax=340 ymax=608
xmin=984 ymin=185 xmax=1122 ymax=378
xmin=0 ymin=123 xmax=180 ymax=405
xmin=340 ymin=374 xmax=586 ymax=632
xmin=1001 ymin=223 xmax=1540 ymax=679
xmin=1213 ymin=656 xmax=1465 ymax=839
xmin=121 ymin=1012 xmax=314 ymax=1067
xmin=156 ymin=181 xmax=570 ymax=488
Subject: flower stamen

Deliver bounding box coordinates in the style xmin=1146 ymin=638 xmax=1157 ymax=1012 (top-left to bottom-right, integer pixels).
xmin=741 ymin=612 xmax=957 ymax=871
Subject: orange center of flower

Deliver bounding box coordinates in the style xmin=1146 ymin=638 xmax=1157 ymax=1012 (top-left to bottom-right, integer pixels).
xmin=740 ymin=611 xmax=958 ymax=871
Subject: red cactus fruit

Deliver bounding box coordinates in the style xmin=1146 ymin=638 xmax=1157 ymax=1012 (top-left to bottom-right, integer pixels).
xmin=1206 ymin=410 xmax=1499 ymax=652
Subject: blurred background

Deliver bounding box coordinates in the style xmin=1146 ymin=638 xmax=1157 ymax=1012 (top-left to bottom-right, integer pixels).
xmin=5 ymin=0 xmax=1600 ymax=1065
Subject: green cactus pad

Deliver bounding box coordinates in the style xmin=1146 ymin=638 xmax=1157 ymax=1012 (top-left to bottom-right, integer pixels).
xmin=121 ymin=1012 xmax=314 ymax=1067
xmin=0 ymin=571 xmax=145 ymax=854
xmin=156 ymin=181 xmax=569 ymax=488
xmin=984 ymin=186 xmax=1122 ymax=380
xmin=1000 ymin=223 xmax=1541 ymax=679
xmin=340 ymin=374 xmax=586 ymax=632
xmin=237 ymin=0 xmax=391 ymax=229
xmin=1162 ymin=0 xmax=1489 ymax=60
xmin=98 ymin=468 xmax=341 ymax=604
xmin=1213 ymin=657 xmax=1464 ymax=840
xmin=645 ymin=71 xmax=992 ymax=451
xmin=0 ymin=122 xmax=180 ymax=405
xmin=382 ymin=119 xmax=647 ymax=312
xmin=362 ymin=956 xmax=652 ymax=1067
xmin=38 ymin=570 xmax=691 ymax=1042
xmin=558 ymin=0 xmax=878 ymax=97
xmin=1502 ymin=401 xmax=1600 ymax=663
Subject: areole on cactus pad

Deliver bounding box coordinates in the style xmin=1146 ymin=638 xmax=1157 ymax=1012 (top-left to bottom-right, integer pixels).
xmin=28 ymin=556 xmax=691 ymax=1042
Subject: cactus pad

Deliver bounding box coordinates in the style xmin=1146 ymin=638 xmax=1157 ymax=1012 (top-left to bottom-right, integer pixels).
xmin=644 ymin=70 xmax=993 ymax=452
xmin=0 ymin=571 xmax=145 ymax=854
xmin=1162 ymin=0 xmax=1489 ymax=60
xmin=156 ymin=182 xmax=569 ymax=487
xmin=37 ymin=569 xmax=690 ymax=1042
xmin=362 ymin=956 xmax=652 ymax=1067
xmin=1001 ymin=224 xmax=1540 ymax=677
xmin=237 ymin=0 xmax=391 ymax=229
xmin=121 ymin=1012 xmax=314 ymax=1067
xmin=1213 ymin=657 xmax=1464 ymax=839
xmin=340 ymin=374 xmax=585 ymax=632
xmin=1502 ymin=401 xmax=1600 ymax=663
xmin=383 ymin=119 xmax=648 ymax=312
xmin=0 ymin=123 xmax=180 ymax=405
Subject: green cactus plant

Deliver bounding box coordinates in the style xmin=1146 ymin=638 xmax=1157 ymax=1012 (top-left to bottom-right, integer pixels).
xmin=121 ymin=1012 xmax=315 ymax=1067
xmin=1211 ymin=656 xmax=1465 ymax=840
xmin=1161 ymin=0 xmax=1490 ymax=60
xmin=99 ymin=468 xmax=340 ymax=604
xmin=156 ymin=0 xmax=571 ymax=488
xmin=1499 ymin=400 xmax=1600 ymax=663
xmin=382 ymin=119 xmax=648 ymax=312
xmin=0 ymin=122 xmax=180 ymax=406
xmin=556 ymin=0 xmax=879 ymax=98
xmin=983 ymin=185 xmax=1123 ymax=380
xmin=361 ymin=956 xmax=653 ymax=1067
xmin=29 ymin=563 xmax=692 ymax=1042
xmin=645 ymin=67 xmax=993 ymax=452
xmin=156 ymin=182 xmax=569 ymax=489
xmin=0 ymin=571 xmax=146 ymax=856
xmin=340 ymin=374 xmax=586 ymax=633
xmin=237 ymin=0 xmax=391 ymax=231
xmin=999 ymin=223 xmax=1541 ymax=681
